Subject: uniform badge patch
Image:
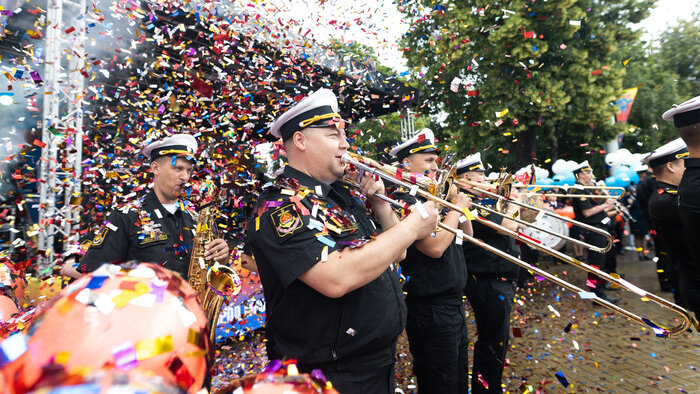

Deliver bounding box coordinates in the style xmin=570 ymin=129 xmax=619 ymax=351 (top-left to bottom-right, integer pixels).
xmin=90 ymin=226 xmax=109 ymax=248
xmin=139 ymin=234 xmax=168 ymax=246
xmin=271 ymin=204 xmax=303 ymax=239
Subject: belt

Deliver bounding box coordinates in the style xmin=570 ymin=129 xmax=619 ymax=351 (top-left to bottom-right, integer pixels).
xmin=405 ymin=291 xmax=462 ymax=303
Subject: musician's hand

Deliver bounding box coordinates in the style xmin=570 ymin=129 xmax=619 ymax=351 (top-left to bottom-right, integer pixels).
xmin=205 ymin=238 xmax=230 ymax=264
xmin=406 ymin=201 xmax=440 ymax=240
xmin=360 ymin=171 xmax=387 ymax=204
xmin=60 ymin=256 xmax=82 ymax=279
xmin=452 ymin=191 xmax=472 ymax=210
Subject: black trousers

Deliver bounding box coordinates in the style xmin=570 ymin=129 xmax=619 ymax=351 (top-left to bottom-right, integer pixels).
xmin=405 ymin=295 xmax=469 ymax=394
xmin=581 ymin=228 xmax=609 ymax=296
xmin=465 ymin=274 xmax=515 ymax=393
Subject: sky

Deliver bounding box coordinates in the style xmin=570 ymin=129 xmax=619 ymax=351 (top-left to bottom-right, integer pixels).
xmin=270 ymin=0 xmax=700 ymax=73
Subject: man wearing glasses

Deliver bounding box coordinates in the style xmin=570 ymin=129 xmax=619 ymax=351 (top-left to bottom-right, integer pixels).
xmin=247 ymin=88 xmax=439 ymax=393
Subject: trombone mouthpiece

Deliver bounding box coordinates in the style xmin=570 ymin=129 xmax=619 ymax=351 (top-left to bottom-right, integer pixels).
xmin=341 ymin=153 xmax=352 ymax=164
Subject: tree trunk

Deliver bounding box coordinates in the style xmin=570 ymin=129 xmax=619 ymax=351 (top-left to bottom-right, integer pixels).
xmin=515 ymin=126 xmax=536 ymax=169
xmin=551 ymin=134 xmax=559 ymax=163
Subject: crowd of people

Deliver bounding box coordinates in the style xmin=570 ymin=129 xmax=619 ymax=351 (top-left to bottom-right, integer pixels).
xmin=2 ymin=89 xmax=699 ymax=393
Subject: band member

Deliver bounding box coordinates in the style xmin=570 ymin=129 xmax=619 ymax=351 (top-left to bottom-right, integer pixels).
xmin=77 ymin=134 xmax=230 ymax=277
xmin=662 ymin=96 xmax=700 ymax=305
xmin=247 ymin=88 xmax=439 ymax=393
xmin=571 ymin=161 xmax=619 ymax=304
xmin=457 ymin=153 xmax=520 ymax=393
xmin=643 ymin=138 xmax=689 ymax=310
xmin=388 ymin=129 xmax=473 ymax=393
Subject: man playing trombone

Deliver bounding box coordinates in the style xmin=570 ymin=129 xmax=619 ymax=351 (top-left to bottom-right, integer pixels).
xmin=571 ymin=161 xmax=619 ymax=304
xmin=456 ymin=153 xmax=520 ymax=393
xmin=388 ymin=129 xmax=473 ymax=393
xmin=247 ymin=89 xmax=440 ymax=393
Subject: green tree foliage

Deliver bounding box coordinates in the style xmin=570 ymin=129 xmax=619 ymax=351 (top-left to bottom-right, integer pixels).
xmin=349 ymin=111 xmax=432 ymax=160
xmin=656 ymin=11 xmax=700 ymax=99
xmin=617 ymin=42 xmax=682 ymax=153
xmin=398 ymin=0 xmax=654 ymax=171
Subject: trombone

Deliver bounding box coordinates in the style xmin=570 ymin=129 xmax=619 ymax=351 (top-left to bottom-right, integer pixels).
xmin=454 ymin=178 xmax=615 ymax=253
xmin=342 ymin=152 xmax=698 ymax=337
xmin=461 ymin=179 xmax=625 ymax=200
xmin=517 ymin=183 xmax=625 ymax=200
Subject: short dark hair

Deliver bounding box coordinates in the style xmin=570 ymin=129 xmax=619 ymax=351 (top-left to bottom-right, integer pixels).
xmin=677 ymin=123 xmax=700 ymax=149
xmin=652 ymin=158 xmax=681 ymax=177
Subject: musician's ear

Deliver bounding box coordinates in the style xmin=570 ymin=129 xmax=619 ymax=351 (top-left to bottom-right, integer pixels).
xmin=290 ymin=130 xmax=308 ymax=152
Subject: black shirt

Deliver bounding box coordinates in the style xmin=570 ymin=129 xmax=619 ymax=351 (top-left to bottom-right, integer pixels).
xmin=636 ymin=172 xmax=655 ymax=221
xmin=80 ymin=190 xmax=196 ymax=277
xmin=648 ymin=181 xmax=695 ymax=277
xmin=391 ymin=189 xmax=467 ymax=297
xmin=247 ymin=166 xmax=406 ymax=367
xmin=462 ymin=196 xmax=519 ymax=279
xmin=571 ymin=184 xmax=608 ymax=228
xmin=678 ymin=158 xmax=700 ymax=276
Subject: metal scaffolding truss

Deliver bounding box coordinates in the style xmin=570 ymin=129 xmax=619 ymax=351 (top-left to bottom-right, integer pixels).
xmin=400 ymin=108 xmax=417 ymax=141
xmin=37 ymin=0 xmax=87 ymax=270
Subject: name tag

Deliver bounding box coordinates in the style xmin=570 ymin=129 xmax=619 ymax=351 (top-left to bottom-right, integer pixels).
xmin=139 ymin=234 xmax=168 ymax=245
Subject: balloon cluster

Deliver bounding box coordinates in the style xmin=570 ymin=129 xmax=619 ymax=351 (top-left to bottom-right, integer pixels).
xmin=545 ymin=160 xmax=580 ymax=187
xmin=604 ymin=149 xmax=648 ymax=188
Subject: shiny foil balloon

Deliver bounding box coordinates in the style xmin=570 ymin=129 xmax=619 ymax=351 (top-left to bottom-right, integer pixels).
xmin=0 ymin=295 xmax=18 ymax=323
xmin=29 ymin=368 xmax=184 ymax=394
xmin=1 ymin=263 xmax=210 ymax=393
xmin=214 ymin=362 xmax=339 ymax=394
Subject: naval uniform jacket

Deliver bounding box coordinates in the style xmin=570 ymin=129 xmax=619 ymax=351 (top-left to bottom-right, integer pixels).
xmin=571 ymin=184 xmax=608 ymax=229
xmin=247 ymin=166 xmax=406 ymax=368
xmin=678 ymin=158 xmax=700 ymax=304
xmin=80 ymin=190 xmax=196 ymax=277
xmin=390 ymin=189 xmax=467 ymax=298
xmin=678 ymin=158 xmax=700 ymax=279
xmin=648 ymin=182 xmax=693 ymax=272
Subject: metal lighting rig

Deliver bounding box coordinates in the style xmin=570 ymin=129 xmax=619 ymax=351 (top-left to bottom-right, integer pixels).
xmin=37 ymin=0 xmax=87 ymax=270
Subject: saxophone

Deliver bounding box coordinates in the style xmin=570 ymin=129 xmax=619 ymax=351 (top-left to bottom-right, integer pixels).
xmin=188 ymin=183 xmax=241 ymax=344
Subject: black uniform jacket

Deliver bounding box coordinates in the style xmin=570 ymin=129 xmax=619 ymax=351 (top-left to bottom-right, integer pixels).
xmin=80 ymin=190 xmax=196 ymax=277
xmin=678 ymin=158 xmax=700 ymax=275
xmin=247 ymin=166 xmax=406 ymax=367
xmin=571 ymin=184 xmax=608 ymax=227
xmin=648 ymin=182 xmax=695 ymax=276
xmin=462 ymin=195 xmax=519 ymax=279
xmin=391 ymin=188 xmax=467 ymax=297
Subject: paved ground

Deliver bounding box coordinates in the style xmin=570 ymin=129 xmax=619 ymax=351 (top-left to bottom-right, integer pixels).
xmin=214 ymin=248 xmax=700 ymax=393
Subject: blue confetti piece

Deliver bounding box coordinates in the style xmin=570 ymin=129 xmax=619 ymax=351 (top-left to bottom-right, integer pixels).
xmin=533 ymin=45 xmax=538 ymax=51
xmin=316 ymin=235 xmax=336 ymax=248
xmin=86 ymin=276 xmax=108 ymax=290
xmin=555 ymin=371 xmax=569 ymax=388
xmin=650 ymin=353 xmax=657 ymax=358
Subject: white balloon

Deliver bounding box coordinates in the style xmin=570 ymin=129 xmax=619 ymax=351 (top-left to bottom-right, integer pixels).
xmin=551 ymin=159 xmax=567 ymax=175
xmin=618 ymin=149 xmax=634 ymax=166
xmin=534 ymin=166 xmax=550 ymax=179
xmin=566 ymin=160 xmax=579 ymax=173
xmin=605 ymin=152 xmax=620 ymax=167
